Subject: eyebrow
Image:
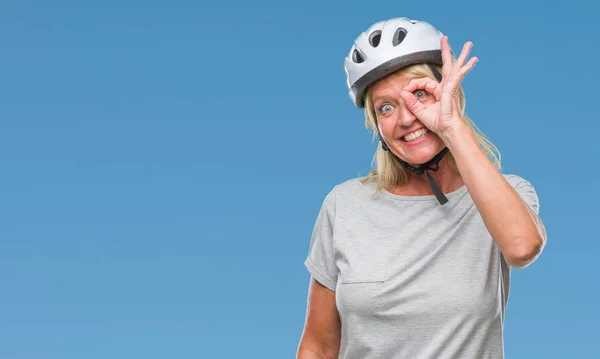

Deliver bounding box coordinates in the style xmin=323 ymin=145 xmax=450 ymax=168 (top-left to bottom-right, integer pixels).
xmin=371 ymin=93 xmax=393 ymax=106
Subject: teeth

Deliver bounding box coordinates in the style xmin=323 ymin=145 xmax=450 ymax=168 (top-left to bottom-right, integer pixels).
xmin=403 ymin=129 xmax=428 ymax=142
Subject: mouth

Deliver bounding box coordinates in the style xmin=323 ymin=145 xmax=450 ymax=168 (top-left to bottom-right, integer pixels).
xmin=400 ymin=128 xmax=430 ymax=142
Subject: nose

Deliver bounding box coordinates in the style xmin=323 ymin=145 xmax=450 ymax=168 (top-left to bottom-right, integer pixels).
xmin=397 ymin=103 xmax=417 ymax=127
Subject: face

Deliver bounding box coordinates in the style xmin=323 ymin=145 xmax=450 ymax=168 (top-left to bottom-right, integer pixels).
xmin=370 ymin=71 xmax=445 ymax=166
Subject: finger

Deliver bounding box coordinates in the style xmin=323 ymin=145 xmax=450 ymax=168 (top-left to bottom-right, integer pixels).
xmin=400 ymin=90 xmax=430 ymax=118
xmin=440 ymin=36 xmax=453 ymax=79
xmin=457 ymin=56 xmax=478 ymax=77
xmin=445 ymin=57 xmax=478 ymax=91
xmin=454 ymin=41 xmax=473 ymax=70
xmin=433 ymin=84 xmax=442 ymax=101
xmin=403 ymin=78 xmax=439 ymax=94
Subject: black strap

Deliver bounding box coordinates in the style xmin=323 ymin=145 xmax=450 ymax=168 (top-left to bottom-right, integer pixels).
xmin=424 ymin=64 xmax=447 ymax=204
xmin=428 ymin=63 xmax=443 ymax=83
xmin=396 ymin=147 xmax=449 ymax=205
xmin=426 ymin=169 xmax=449 ymax=205
xmin=402 ymin=147 xmax=449 ymax=175
xmin=379 ymin=136 xmax=450 ymax=205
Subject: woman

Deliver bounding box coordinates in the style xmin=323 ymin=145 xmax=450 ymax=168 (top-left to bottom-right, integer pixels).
xmin=297 ymin=17 xmax=547 ymax=359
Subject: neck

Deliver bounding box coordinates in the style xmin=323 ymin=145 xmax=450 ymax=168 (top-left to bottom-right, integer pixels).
xmin=390 ymin=156 xmax=463 ymax=196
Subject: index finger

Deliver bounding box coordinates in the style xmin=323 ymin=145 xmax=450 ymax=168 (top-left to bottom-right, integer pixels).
xmin=403 ymin=78 xmax=439 ymax=100
xmin=403 ymin=77 xmax=438 ymax=93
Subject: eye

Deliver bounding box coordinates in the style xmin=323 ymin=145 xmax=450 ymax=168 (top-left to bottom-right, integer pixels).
xmin=413 ymin=89 xmax=430 ymax=100
xmin=378 ymin=104 xmax=395 ymax=114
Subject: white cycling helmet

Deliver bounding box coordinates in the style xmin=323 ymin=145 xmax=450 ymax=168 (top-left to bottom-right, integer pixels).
xmin=344 ymin=17 xmax=445 ymax=108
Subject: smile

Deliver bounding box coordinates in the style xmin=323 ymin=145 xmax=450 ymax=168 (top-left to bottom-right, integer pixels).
xmin=402 ymin=128 xmax=429 ymax=142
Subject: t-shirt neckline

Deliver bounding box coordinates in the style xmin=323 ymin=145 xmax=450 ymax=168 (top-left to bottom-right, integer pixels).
xmin=381 ymin=183 xmax=468 ymax=201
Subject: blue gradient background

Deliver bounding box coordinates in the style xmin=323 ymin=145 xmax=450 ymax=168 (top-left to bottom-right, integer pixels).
xmin=1 ymin=1 xmax=598 ymax=358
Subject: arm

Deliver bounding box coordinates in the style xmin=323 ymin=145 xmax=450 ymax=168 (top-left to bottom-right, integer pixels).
xmin=400 ymin=37 xmax=546 ymax=268
xmin=443 ymin=124 xmax=547 ymax=268
xmin=297 ymin=278 xmax=341 ymax=359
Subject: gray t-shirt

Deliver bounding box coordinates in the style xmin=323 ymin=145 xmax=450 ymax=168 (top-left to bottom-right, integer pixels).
xmin=304 ymin=173 xmax=543 ymax=359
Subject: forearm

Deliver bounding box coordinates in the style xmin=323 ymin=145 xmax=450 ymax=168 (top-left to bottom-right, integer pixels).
xmin=297 ymin=347 xmax=337 ymax=359
xmin=443 ymin=124 xmax=545 ymax=267
xmin=297 ymin=334 xmax=340 ymax=359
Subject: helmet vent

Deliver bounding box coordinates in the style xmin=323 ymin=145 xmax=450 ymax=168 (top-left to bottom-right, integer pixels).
xmin=369 ymin=30 xmax=382 ymax=47
xmin=352 ymin=49 xmax=365 ymax=63
xmin=392 ymin=28 xmax=407 ymax=46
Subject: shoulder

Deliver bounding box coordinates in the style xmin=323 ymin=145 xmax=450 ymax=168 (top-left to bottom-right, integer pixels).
xmin=501 ymin=173 xmax=541 ymax=211
xmin=332 ymin=175 xmax=378 ymax=198
xmin=501 ymin=173 xmax=536 ymax=189
xmin=319 ymin=175 xmax=378 ymax=208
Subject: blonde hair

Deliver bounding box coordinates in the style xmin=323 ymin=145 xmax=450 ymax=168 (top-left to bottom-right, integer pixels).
xmin=359 ymin=63 xmax=501 ymax=192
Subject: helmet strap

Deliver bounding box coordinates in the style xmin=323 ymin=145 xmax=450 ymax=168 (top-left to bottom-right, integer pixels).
xmin=428 ymin=63 xmax=443 ymax=83
xmin=378 ymin=134 xmax=450 ymax=205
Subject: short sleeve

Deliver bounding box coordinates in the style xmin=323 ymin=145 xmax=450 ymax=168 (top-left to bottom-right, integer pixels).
xmin=512 ymin=176 xmax=540 ymax=215
xmin=304 ymin=186 xmax=339 ymax=291
xmin=504 ymin=174 xmax=547 ymax=264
